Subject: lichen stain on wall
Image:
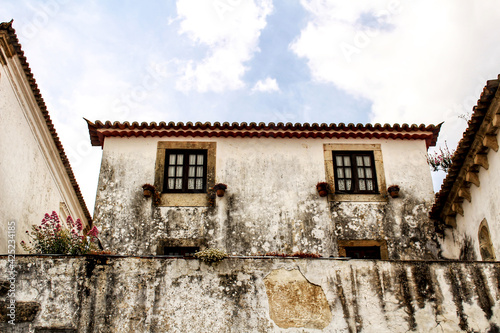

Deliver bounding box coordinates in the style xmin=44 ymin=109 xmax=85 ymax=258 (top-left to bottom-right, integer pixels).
xmin=264 ymin=268 xmax=332 ymax=329
xmin=331 ymin=192 xmax=439 ymax=259
xmin=4 ymin=257 xmax=500 ymax=332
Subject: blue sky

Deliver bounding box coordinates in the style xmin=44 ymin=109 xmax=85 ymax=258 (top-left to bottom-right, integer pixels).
xmin=2 ymin=1 xmax=500 ymax=214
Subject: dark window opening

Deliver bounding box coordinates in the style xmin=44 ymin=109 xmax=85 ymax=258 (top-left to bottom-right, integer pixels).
xmin=162 ymin=246 xmax=199 ymax=257
xmin=332 ymin=151 xmax=378 ymax=194
xmin=163 ymin=149 xmax=207 ymax=193
xmin=344 ymin=246 xmax=381 ymax=259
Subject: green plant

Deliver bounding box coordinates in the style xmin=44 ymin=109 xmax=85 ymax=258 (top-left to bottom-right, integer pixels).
xmin=427 ymin=142 xmax=454 ymax=172
xmin=142 ymin=183 xmax=156 ymax=191
xmin=194 ymin=248 xmax=227 ymax=263
xmin=388 ymin=185 xmax=400 ymax=192
xmin=21 ymin=211 xmax=99 ymax=255
xmin=213 ymin=183 xmax=227 ymax=190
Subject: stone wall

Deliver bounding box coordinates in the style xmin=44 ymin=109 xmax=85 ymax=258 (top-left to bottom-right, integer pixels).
xmin=1 ymin=256 xmax=500 ymax=332
xmin=94 ymin=137 xmax=437 ymax=259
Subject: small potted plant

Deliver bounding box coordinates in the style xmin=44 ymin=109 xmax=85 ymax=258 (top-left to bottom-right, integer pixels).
xmin=388 ymin=185 xmax=400 ymax=198
xmin=316 ymin=182 xmax=329 ymax=197
xmin=142 ymin=184 xmax=156 ymax=198
xmin=213 ymin=183 xmax=227 ymax=197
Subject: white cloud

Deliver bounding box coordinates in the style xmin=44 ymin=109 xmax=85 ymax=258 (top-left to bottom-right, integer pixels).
xmin=252 ymin=77 xmax=280 ymax=93
xmin=291 ymin=1 xmax=500 ymax=145
xmin=175 ymin=0 xmax=273 ymax=93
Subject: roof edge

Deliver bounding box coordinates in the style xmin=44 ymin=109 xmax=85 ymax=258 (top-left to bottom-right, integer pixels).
xmin=1 ymin=21 xmax=92 ymax=224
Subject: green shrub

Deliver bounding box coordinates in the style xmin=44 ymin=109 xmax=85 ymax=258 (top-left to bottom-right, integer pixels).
xmin=194 ymin=248 xmax=227 ymax=263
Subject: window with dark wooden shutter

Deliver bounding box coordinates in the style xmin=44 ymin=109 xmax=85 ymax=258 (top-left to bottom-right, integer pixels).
xmin=332 ymin=151 xmax=378 ymax=194
xmin=163 ymin=150 xmax=207 ymax=193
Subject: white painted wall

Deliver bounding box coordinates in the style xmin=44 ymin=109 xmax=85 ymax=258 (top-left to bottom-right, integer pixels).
xmin=94 ymin=134 xmax=437 ymax=258
xmin=441 ymin=146 xmax=500 ymax=260
xmin=0 ymin=54 xmax=88 ymax=253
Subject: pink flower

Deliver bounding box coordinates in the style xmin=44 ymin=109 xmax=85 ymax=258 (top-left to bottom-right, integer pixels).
xmin=67 ymin=216 xmax=74 ymax=228
xmin=76 ymin=219 xmax=83 ymax=231
xmin=87 ymin=226 xmax=99 ymax=237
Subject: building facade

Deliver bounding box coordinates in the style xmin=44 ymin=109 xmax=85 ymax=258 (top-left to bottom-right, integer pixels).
xmin=88 ymin=120 xmax=441 ymax=259
xmin=431 ymin=76 xmax=500 ymax=261
xmin=0 ymin=21 xmax=91 ymax=253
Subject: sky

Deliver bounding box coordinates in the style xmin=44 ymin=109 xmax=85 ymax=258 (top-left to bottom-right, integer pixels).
xmin=2 ymin=0 xmax=500 ymax=215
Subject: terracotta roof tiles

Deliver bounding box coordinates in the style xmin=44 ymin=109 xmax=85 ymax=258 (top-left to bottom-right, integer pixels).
xmin=430 ymin=76 xmax=500 ymax=220
xmin=86 ymin=119 xmax=441 ymax=149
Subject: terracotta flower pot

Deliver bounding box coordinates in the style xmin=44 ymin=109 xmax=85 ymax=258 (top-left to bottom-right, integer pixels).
xmin=143 ymin=189 xmax=153 ymax=198
xmin=318 ymin=189 xmax=328 ymax=197
xmin=316 ymin=183 xmax=329 ymax=197
xmin=216 ymin=189 xmax=225 ymax=197
xmin=389 ymin=190 xmax=399 ymax=198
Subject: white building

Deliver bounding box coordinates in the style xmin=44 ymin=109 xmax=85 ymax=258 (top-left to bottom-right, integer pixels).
xmin=88 ymin=119 xmax=441 ymax=259
xmin=431 ymin=76 xmax=500 ymax=260
xmin=0 ymin=21 xmax=91 ymax=253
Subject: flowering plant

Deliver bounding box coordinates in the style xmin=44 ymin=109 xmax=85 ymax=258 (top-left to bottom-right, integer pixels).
xmin=427 ymin=142 xmax=454 ymax=172
xmin=21 ymin=211 xmax=99 ymax=255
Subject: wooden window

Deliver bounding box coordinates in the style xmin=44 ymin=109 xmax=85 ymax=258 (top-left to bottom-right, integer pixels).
xmin=338 ymin=240 xmax=389 ymax=259
xmin=344 ymin=246 xmax=381 ymax=259
xmin=163 ymin=150 xmax=207 ymax=193
xmin=332 ymin=151 xmax=378 ymax=194
xmin=162 ymin=246 xmax=199 ymax=257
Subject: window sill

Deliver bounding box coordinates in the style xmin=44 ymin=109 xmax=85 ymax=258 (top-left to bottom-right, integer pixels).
xmin=158 ymin=193 xmax=209 ymax=207
xmin=329 ymin=193 xmax=387 ymax=202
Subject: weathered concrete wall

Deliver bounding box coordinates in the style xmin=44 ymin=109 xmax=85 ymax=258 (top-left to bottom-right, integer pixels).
xmin=441 ymin=144 xmax=500 ymax=260
xmin=94 ymin=136 xmax=437 ymax=259
xmin=1 ymin=256 xmax=500 ymax=332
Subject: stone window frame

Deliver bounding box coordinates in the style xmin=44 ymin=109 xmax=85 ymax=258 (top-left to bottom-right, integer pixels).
xmin=154 ymin=141 xmax=216 ymax=207
xmin=324 ymin=143 xmax=387 ymax=202
xmin=478 ymin=219 xmax=496 ymax=261
xmin=338 ymin=239 xmax=389 ymax=259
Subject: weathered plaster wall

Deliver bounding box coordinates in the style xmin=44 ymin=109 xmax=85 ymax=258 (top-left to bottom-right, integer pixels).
xmin=0 ymin=60 xmax=68 ymax=254
xmin=441 ymin=145 xmax=500 ymax=260
xmin=94 ymin=136 xmax=437 ymax=258
xmin=1 ymin=256 xmax=500 ymax=332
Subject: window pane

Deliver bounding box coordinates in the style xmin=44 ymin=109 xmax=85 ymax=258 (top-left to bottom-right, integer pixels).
xmin=345 ymin=168 xmax=352 ymax=178
xmin=197 ymin=154 xmax=204 ymax=164
xmin=169 ymin=154 xmax=176 ymax=165
xmin=175 ymin=179 xmax=182 ymax=189
xmin=177 ymin=154 xmax=183 ymax=165
xmin=189 ymin=154 xmax=196 ymax=165
xmin=366 ymin=180 xmax=374 ymax=191
xmin=343 ymin=156 xmax=351 ymax=166
xmin=365 ymin=168 xmax=372 ymax=178
xmin=357 ymin=167 xmax=365 ymax=178
xmin=336 ymin=156 xmax=343 ymax=166
xmin=356 ymin=156 xmax=363 ymax=166
xmin=188 ymin=179 xmax=194 ymax=189
xmin=196 ymin=166 xmax=204 ymax=177
xmin=176 ymin=166 xmax=183 ymax=176
xmin=168 ymin=179 xmax=175 ymax=189
xmin=363 ymin=156 xmax=371 ymax=166
xmin=188 ymin=166 xmax=195 ymax=177
xmin=359 ymin=180 xmax=366 ymax=191
xmin=338 ymin=180 xmax=345 ymax=191
xmin=195 ymin=178 xmax=203 ymax=189
xmin=346 ymin=179 xmax=352 ymax=190
xmin=337 ymin=168 xmax=344 ymax=178
xmin=168 ymin=166 xmax=175 ymax=177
